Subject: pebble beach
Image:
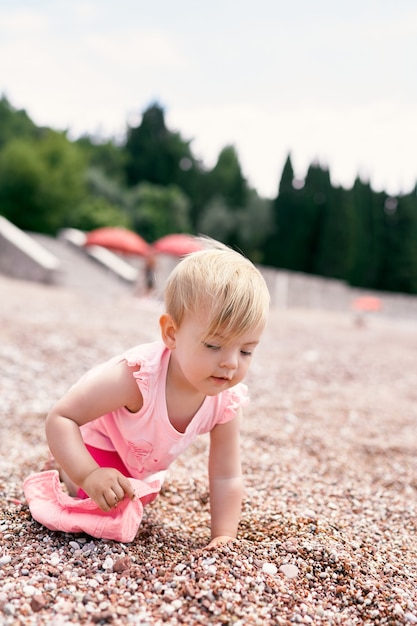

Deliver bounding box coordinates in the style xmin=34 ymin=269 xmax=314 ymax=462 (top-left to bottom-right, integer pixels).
xmin=0 ymin=274 xmax=416 ymax=625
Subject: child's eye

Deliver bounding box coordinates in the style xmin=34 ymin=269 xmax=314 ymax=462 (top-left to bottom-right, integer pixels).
xmin=241 ymin=350 xmax=252 ymax=357
xmin=203 ymin=342 xmax=220 ymax=351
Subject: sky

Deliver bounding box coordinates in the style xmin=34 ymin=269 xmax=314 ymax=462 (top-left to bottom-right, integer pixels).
xmin=0 ymin=0 xmax=416 ymax=198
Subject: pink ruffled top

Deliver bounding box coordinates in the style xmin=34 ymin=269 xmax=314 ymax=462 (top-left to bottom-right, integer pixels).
xmin=80 ymin=341 xmax=249 ymax=480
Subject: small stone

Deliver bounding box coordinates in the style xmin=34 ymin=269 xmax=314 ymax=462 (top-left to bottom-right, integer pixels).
xmin=2 ymin=603 xmax=15 ymax=616
xmin=92 ymin=611 xmax=113 ymax=623
xmin=262 ymin=562 xmax=278 ymax=575
xmin=0 ymin=555 xmax=12 ymax=566
xmin=102 ymin=556 xmax=114 ymax=571
xmin=279 ymin=563 xmax=299 ymax=578
xmin=57 ymin=600 xmax=74 ymax=615
xmin=161 ymin=603 xmax=175 ymax=615
xmin=30 ymin=594 xmax=48 ymax=612
xmin=22 ymin=585 xmax=37 ymax=597
xmin=88 ymin=579 xmax=99 ymax=588
xmin=172 ymin=599 xmax=183 ymax=609
xmin=174 ymin=563 xmax=187 ymax=574
xmin=113 ymin=556 xmax=131 ymax=572
xmin=116 ymin=606 xmax=130 ymax=616
xmin=99 ymin=601 xmax=110 ymax=611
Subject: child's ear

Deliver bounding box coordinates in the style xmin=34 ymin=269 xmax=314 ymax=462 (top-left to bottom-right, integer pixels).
xmin=159 ymin=314 xmax=177 ymax=349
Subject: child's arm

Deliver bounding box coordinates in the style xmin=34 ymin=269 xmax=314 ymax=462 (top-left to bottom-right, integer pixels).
xmin=45 ymin=360 xmax=141 ymax=511
xmin=206 ymin=409 xmax=244 ymax=548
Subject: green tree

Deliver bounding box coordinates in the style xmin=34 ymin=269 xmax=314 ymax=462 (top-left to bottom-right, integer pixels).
xmin=198 ymin=145 xmax=251 ymax=251
xmin=125 ymin=103 xmax=195 ymax=189
xmin=0 ymin=95 xmax=39 ymax=149
xmin=348 ymin=178 xmax=385 ymax=288
xmin=124 ymin=102 xmax=208 ymax=231
xmin=0 ymin=131 xmax=87 ymax=234
xmin=197 ymin=190 xmax=271 ymax=261
xmin=377 ymin=191 xmax=417 ymax=293
xmin=197 ymin=195 xmax=236 ymax=243
xmin=314 ymin=185 xmax=355 ymax=280
xmin=263 ymin=154 xmax=323 ymax=271
xmin=75 ymin=196 xmax=132 ymax=232
xmin=299 ymin=162 xmax=332 ymax=274
xmin=75 ymin=135 xmax=127 ymax=185
xmin=128 ymin=182 xmax=191 ymax=242
xmin=236 ymin=190 xmax=272 ymax=262
xmin=85 ymin=167 xmax=130 ymax=212
xmin=263 ymin=153 xmax=295 ymax=267
xmin=206 ymin=146 xmax=249 ymax=210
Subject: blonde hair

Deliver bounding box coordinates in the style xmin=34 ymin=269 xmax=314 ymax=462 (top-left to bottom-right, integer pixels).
xmin=164 ymin=237 xmax=270 ymax=341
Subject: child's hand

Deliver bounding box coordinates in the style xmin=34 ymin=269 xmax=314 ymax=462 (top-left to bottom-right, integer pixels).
xmin=205 ymin=535 xmax=237 ymax=550
xmin=80 ymin=468 xmax=136 ymax=512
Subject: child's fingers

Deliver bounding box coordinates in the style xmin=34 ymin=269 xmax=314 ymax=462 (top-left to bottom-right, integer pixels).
xmin=112 ymin=483 xmax=125 ymax=504
xmin=118 ymin=475 xmax=136 ymax=500
xmin=103 ymin=492 xmax=117 ymax=510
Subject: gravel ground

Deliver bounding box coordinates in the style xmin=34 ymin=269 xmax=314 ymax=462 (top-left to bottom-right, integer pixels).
xmin=0 ymin=274 xmax=416 ymax=626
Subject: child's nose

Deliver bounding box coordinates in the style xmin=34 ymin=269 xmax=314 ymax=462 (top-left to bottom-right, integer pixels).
xmin=220 ymin=349 xmax=239 ymax=370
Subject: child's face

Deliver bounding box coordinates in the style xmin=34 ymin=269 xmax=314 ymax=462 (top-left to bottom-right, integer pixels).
xmin=167 ymin=310 xmax=264 ymax=397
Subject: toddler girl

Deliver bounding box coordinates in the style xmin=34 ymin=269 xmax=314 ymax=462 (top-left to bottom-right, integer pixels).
xmin=44 ymin=238 xmax=270 ymax=547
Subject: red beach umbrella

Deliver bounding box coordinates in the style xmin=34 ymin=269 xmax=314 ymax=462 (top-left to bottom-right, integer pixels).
xmin=152 ymin=234 xmax=202 ymax=257
xmin=351 ymin=295 xmax=383 ymax=312
xmin=84 ymin=227 xmax=151 ymax=257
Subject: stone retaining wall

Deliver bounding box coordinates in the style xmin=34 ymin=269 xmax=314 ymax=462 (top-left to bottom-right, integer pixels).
xmin=1 ymin=219 xmax=416 ymax=320
xmin=0 ymin=217 xmax=60 ymax=284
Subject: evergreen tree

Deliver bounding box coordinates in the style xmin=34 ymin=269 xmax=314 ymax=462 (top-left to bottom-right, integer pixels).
xmin=378 ymin=191 xmax=417 ymax=293
xmin=348 ymin=178 xmax=384 ymax=289
xmin=263 ymin=154 xmax=298 ymax=268
xmin=125 ymin=103 xmax=195 ymax=189
xmin=265 ymin=158 xmax=331 ymax=273
xmin=206 ymin=146 xmax=249 ymax=209
xmin=314 ymin=185 xmax=355 ymax=280
xmin=300 ymin=162 xmax=331 ymax=274
xmin=199 ymin=145 xmax=251 ymax=249
xmin=124 ymin=102 xmax=206 ymax=230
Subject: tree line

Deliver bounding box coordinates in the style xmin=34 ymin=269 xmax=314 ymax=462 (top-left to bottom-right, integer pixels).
xmin=0 ymin=95 xmax=416 ymax=294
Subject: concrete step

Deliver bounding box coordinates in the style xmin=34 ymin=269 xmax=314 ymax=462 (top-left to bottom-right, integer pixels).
xmin=29 ymin=233 xmax=135 ymax=298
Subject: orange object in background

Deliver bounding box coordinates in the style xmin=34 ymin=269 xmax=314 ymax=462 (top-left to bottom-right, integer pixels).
xmin=351 ymin=295 xmax=383 ymax=312
xmin=85 ymin=227 xmax=151 ymax=257
xmin=152 ymin=234 xmax=202 ymax=257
